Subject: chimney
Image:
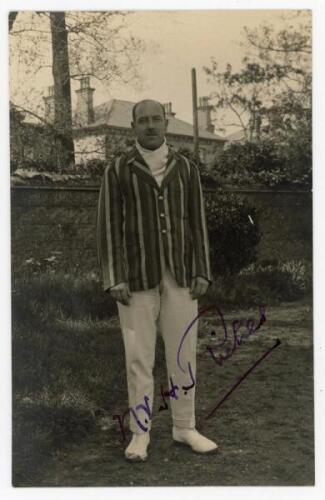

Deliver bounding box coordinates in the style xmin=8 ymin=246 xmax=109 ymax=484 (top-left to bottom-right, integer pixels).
xmin=43 ymin=85 xmax=55 ymax=124
xmin=197 ymin=96 xmax=214 ymax=134
xmin=163 ymin=102 xmax=176 ymax=118
xmin=75 ymin=76 xmax=95 ymax=126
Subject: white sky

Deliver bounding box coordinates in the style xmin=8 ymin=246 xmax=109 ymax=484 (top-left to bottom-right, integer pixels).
xmin=110 ymin=10 xmax=304 ymax=123
xmin=10 ymin=9 xmax=311 ymax=132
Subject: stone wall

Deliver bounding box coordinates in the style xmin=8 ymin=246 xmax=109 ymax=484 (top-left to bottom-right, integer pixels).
xmin=11 ymin=184 xmax=312 ymax=278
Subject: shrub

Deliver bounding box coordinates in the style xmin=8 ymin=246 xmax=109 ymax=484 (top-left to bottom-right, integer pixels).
xmin=10 ymin=138 xmax=133 ymax=184
xmin=239 ymin=259 xmax=312 ymax=301
xmin=210 ymin=139 xmax=311 ymax=187
xmin=172 ymin=148 xmax=262 ymax=278
xmin=73 ymin=158 xmax=107 ymax=178
xmin=201 ymin=259 xmax=312 ymax=308
xmin=205 ymin=192 xmax=261 ymax=277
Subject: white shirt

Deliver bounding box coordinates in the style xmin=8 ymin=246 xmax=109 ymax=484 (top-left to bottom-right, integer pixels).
xmin=135 ymin=138 xmax=168 ymax=187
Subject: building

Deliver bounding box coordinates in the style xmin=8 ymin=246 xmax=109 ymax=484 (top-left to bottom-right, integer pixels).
xmin=11 ymin=77 xmax=226 ymax=170
xmin=44 ymin=77 xmax=226 ymax=166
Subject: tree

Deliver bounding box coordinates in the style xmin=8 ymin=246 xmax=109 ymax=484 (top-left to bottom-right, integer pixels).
xmin=9 ymin=11 xmax=145 ymax=169
xmin=204 ymin=11 xmax=312 ymax=187
xmin=243 ymin=12 xmax=311 ymax=144
xmin=204 ymin=11 xmax=311 ymax=142
xmin=50 ymin=12 xmax=74 ymax=167
xmin=203 ymin=60 xmax=280 ymax=140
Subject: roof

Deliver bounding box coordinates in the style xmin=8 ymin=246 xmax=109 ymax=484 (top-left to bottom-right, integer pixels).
xmin=91 ymin=99 xmax=225 ymax=142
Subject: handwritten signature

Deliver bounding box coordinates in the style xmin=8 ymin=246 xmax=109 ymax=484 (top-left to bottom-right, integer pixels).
xmin=112 ymin=304 xmax=280 ymax=441
xmin=112 ymin=362 xmax=196 ymax=441
xmin=204 ymin=304 xmax=266 ymax=366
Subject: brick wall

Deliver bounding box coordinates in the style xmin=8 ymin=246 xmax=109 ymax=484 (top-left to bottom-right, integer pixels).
xmin=11 ymin=184 xmax=312 ymax=277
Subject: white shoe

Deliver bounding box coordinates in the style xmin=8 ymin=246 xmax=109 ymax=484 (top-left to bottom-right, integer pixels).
xmin=173 ymin=426 xmax=218 ymax=454
xmin=125 ymin=432 xmax=150 ymax=462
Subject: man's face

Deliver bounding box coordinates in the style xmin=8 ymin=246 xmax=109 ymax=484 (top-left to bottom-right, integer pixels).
xmin=132 ymin=100 xmax=168 ymax=150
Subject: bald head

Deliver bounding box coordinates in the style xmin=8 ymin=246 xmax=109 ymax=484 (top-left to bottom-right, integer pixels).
xmin=132 ymin=99 xmax=166 ymax=122
xmin=131 ymin=99 xmax=168 ymax=151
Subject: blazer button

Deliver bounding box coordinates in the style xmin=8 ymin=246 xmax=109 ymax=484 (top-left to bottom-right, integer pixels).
xmin=158 ymin=195 xmax=164 ymax=200
xmin=160 ymin=213 xmax=165 ymax=217
xmin=161 ymin=229 xmax=167 ymax=234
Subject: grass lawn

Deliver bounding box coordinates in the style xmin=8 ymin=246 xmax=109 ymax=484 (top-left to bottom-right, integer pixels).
xmin=12 ymin=299 xmax=314 ymax=486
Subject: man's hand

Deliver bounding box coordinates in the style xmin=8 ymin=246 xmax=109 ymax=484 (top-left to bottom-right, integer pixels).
xmin=190 ymin=276 xmax=210 ymax=300
xmin=109 ymin=282 xmax=131 ymax=305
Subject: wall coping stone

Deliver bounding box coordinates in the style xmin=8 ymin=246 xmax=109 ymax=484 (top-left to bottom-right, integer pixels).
xmin=11 ymin=183 xmax=312 ymax=194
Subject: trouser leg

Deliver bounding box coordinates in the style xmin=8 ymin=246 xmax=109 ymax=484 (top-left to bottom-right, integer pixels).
xmin=159 ymin=268 xmax=198 ymax=429
xmin=117 ymin=287 xmax=159 ymax=434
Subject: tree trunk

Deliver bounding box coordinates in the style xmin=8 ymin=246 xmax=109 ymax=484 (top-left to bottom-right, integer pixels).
xmin=9 ymin=12 xmax=18 ymax=32
xmin=50 ymin=12 xmax=75 ymax=168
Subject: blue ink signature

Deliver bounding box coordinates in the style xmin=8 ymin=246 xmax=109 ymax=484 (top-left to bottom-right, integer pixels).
xmin=113 ymin=304 xmax=276 ymax=442
xmin=114 ymin=361 xmax=196 ymax=440
xmin=177 ymin=304 xmax=266 ymax=371
xmin=206 ymin=305 xmax=266 ymax=366
xmin=113 ymin=394 xmax=152 ymax=441
xmin=198 ymin=338 xmax=281 ymax=431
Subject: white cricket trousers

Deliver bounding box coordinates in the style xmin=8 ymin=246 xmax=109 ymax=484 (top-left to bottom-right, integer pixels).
xmin=117 ymin=267 xmax=198 ymax=434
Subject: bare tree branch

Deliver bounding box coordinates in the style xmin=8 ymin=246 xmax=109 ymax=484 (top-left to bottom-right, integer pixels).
xmin=245 ymin=33 xmax=311 ymax=55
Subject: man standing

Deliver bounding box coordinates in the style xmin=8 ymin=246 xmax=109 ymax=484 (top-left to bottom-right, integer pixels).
xmin=97 ymin=99 xmax=218 ymax=461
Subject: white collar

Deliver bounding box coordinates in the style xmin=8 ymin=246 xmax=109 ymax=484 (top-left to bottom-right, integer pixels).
xmin=135 ymin=138 xmax=168 ymax=156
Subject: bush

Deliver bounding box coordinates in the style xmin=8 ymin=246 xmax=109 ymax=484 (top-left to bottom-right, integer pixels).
xmin=205 ymin=192 xmax=261 ymax=277
xmin=211 ymin=139 xmax=311 ymax=187
xmin=73 ymin=158 xmax=107 ymax=177
xmin=10 ymin=137 xmax=133 ymax=184
xmin=201 ymin=259 xmax=312 ymax=308
xmin=239 ymin=259 xmax=313 ymax=302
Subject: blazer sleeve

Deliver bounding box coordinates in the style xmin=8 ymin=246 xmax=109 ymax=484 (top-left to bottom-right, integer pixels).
xmin=188 ymin=160 xmax=213 ymax=284
xmin=96 ymin=159 xmax=127 ymax=291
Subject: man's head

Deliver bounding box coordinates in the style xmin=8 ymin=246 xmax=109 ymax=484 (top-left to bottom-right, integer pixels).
xmin=131 ymin=99 xmax=168 ymax=150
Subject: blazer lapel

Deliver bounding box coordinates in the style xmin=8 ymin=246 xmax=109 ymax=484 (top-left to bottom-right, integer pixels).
xmin=161 ymin=148 xmax=179 ymax=189
xmin=128 ymin=147 xmax=159 ymax=190
xmin=127 ymin=144 xmax=179 ymax=191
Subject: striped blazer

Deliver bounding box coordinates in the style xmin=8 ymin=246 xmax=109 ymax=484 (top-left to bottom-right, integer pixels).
xmin=96 ymin=145 xmax=212 ymax=292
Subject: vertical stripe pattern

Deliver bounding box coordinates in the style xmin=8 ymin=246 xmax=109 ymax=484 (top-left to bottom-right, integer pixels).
xmin=97 ymin=161 xmax=127 ymax=290
xmin=163 ymin=191 xmax=176 ymax=278
xmin=188 ymin=159 xmax=212 ymax=280
xmin=178 ymin=171 xmax=187 ymax=283
xmin=96 ymin=148 xmax=212 ymax=292
xmin=132 ymin=174 xmax=148 ymax=289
